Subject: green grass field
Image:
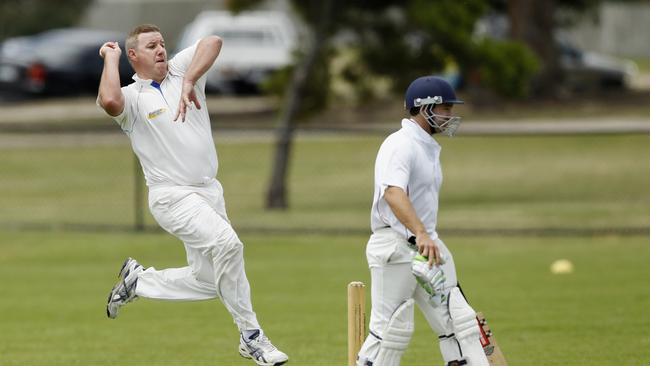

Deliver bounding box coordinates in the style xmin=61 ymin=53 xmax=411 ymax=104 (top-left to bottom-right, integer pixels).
xmin=2 ymin=133 xmax=649 ymax=231
xmin=633 ymin=58 xmax=650 ymax=73
xmin=1 ymin=132 xmax=650 ymax=365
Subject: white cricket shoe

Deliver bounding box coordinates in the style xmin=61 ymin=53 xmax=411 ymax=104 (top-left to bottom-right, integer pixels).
xmin=106 ymin=257 xmax=143 ymax=319
xmin=238 ymin=330 xmax=289 ymax=366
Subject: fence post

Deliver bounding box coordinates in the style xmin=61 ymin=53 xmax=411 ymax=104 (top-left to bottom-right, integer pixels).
xmin=134 ymin=153 xmax=144 ymax=231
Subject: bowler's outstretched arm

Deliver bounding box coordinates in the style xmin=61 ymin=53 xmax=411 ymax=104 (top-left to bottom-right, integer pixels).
xmin=98 ymin=42 xmax=125 ymax=117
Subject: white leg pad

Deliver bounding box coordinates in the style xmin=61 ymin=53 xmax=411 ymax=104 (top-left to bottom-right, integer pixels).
xmin=439 ymin=335 xmax=463 ymax=363
xmin=448 ymin=287 xmax=490 ymax=366
xmin=373 ymin=298 xmax=415 ymax=366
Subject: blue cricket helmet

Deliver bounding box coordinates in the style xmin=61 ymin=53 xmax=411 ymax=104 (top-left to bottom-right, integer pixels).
xmin=404 ymin=76 xmax=463 ymax=110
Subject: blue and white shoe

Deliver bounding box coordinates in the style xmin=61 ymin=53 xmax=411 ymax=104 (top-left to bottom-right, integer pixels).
xmin=239 ymin=330 xmax=289 ymax=366
xmin=106 ymin=257 xmax=143 ymax=319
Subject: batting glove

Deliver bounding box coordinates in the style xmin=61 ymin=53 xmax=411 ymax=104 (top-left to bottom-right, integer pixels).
xmin=411 ymin=254 xmax=447 ymax=306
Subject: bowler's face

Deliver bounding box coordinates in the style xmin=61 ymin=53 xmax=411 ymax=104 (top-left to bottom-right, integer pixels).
xmin=133 ymin=32 xmax=167 ymax=80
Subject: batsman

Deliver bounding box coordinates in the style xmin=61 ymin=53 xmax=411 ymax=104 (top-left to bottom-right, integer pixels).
xmin=356 ymin=76 xmax=492 ymax=366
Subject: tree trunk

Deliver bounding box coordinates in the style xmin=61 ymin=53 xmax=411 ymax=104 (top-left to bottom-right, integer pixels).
xmin=508 ymin=0 xmax=562 ymax=96
xmin=265 ymin=0 xmax=332 ymax=209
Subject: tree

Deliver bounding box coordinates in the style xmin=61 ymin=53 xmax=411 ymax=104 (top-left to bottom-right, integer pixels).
xmin=228 ymin=0 xmax=538 ymax=209
xmin=339 ymin=1 xmax=538 ymax=99
xmin=0 ymin=0 xmax=92 ymax=41
xmin=228 ymin=0 xmax=338 ymax=209
xmin=265 ymin=1 xmax=334 ymax=209
xmin=505 ymin=0 xmax=602 ymax=96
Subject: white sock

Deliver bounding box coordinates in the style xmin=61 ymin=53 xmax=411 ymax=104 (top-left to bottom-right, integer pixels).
xmin=242 ymin=329 xmax=261 ymax=341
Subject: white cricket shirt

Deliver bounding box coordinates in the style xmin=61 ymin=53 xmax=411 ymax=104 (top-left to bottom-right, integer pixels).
xmin=105 ymin=43 xmax=217 ymax=187
xmin=370 ymin=119 xmax=443 ymax=240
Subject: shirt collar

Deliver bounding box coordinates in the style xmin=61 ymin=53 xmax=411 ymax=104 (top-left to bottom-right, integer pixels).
xmin=401 ymin=118 xmax=439 ymax=146
xmin=131 ymin=70 xmax=173 ymax=85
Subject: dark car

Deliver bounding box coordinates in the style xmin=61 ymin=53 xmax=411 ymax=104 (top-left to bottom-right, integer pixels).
xmin=0 ymin=28 xmax=133 ymax=98
xmin=474 ymin=14 xmax=638 ymax=92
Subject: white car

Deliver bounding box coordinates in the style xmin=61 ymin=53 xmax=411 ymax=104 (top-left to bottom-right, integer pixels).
xmin=558 ymin=39 xmax=638 ymax=92
xmin=176 ymin=10 xmax=298 ymax=94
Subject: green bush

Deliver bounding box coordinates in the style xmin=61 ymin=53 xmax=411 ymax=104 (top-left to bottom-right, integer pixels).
xmin=0 ymin=0 xmax=91 ymax=41
xmin=474 ymin=38 xmax=540 ymax=98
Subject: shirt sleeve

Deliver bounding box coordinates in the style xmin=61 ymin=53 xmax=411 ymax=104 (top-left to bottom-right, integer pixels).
xmin=96 ymin=87 xmax=135 ymax=133
xmin=168 ymin=41 xmax=208 ymax=93
xmin=379 ymin=142 xmax=413 ymax=196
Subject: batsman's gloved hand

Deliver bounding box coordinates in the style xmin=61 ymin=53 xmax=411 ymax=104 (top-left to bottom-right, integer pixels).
xmin=411 ymin=254 xmax=447 ymax=307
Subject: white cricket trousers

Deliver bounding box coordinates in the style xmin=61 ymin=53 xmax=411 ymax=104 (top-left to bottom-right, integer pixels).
xmin=135 ymin=180 xmax=260 ymax=331
xmin=357 ymin=228 xmax=459 ymax=362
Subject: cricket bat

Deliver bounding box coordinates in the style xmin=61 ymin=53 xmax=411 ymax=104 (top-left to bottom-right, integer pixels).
xmin=476 ymin=312 xmax=508 ymax=366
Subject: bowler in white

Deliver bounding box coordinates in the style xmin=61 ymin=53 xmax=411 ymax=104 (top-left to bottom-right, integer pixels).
xmin=97 ymin=24 xmax=288 ymax=366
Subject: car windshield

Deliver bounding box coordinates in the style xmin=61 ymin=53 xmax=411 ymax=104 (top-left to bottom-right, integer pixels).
xmin=0 ymin=37 xmax=35 ymax=60
xmin=214 ymin=27 xmax=281 ymax=46
xmin=2 ymin=29 xmax=122 ymax=67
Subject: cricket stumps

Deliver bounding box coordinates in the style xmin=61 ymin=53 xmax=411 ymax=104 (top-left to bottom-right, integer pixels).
xmin=348 ymin=281 xmax=366 ymax=366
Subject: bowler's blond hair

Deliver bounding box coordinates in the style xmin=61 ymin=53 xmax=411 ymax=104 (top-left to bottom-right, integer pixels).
xmin=125 ymin=24 xmax=161 ymax=51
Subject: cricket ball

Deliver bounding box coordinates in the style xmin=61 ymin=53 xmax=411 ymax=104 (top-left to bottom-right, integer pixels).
xmin=550 ymin=259 xmax=574 ymax=274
